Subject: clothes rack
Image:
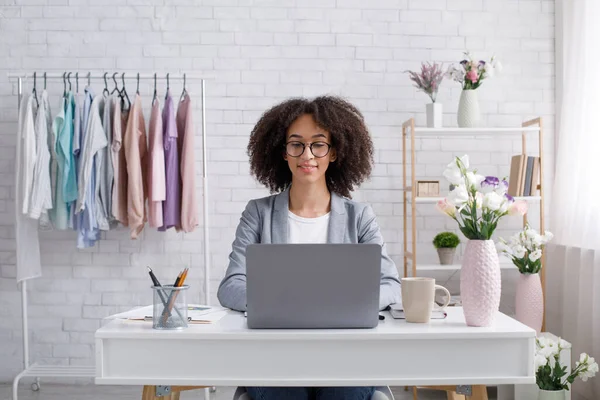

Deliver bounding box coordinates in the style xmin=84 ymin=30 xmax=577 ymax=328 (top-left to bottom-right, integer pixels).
xmin=8 ymin=72 xmax=212 ymax=400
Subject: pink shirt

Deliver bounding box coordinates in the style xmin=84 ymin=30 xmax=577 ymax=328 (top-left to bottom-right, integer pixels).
xmin=124 ymin=95 xmax=147 ymax=239
xmin=176 ymin=93 xmax=198 ymax=233
xmin=147 ymin=99 xmax=165 ymax=228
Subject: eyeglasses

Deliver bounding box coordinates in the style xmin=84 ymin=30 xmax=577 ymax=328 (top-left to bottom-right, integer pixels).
xmin=285 ymin=141 xmax=332 ymax=158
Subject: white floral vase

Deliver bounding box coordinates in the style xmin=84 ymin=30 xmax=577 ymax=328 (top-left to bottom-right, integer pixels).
xmin=538 ymin=389 xmax=566 ymax=400
xmin=515 ymin=273 xmax=544 ymax=334
xmin=460 ymin=240 xmax=501 ymax=327
xmin=457 ymin=89 xmax=481 ymax=127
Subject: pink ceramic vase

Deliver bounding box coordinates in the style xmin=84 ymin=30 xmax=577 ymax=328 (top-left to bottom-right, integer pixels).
xmin=460 ymin=239 xmax=502 ymax=327
xmin=515 ymin=273 xmax=544 ymax=334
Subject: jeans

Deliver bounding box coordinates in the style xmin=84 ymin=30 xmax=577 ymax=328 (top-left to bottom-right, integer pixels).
xmin=246 ymin=386 xmax=376 ymax=400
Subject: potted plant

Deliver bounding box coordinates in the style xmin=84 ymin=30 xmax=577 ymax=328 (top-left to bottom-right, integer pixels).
xmin=446 ymin=51 xmax=502 ymax=127
xmin=535 ymin=336 xmax=598 ymax=399
xmin=406 ymin=62 xmax=446 ymax=128
xmin=436 ymin=155 xmax=528 ymax=326
xmin=433 ymin=232 xmax=460 ymax=265
xmin=497 ymin=224 xmax=553 ymax=334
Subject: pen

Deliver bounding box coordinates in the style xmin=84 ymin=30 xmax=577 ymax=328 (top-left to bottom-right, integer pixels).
xmin=148 ymin=266 xmax=185 ymax=321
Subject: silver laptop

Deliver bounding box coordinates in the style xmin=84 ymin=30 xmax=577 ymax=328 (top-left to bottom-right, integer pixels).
xmin=246 ymin=243 xmax=381 ymax=329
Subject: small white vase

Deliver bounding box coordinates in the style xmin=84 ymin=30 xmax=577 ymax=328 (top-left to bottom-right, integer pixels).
xmin=457 ymin=89 xmax=481 ymax=127
xmin=515 ymin=273 xmax=544 ymax=334
xmin=538 ymin=389 xmax=566 ymax=400
xmin=426 ymin=102 xmax=442 ymax=128
xmin=460 ymin=240 xmax=502 ymax=327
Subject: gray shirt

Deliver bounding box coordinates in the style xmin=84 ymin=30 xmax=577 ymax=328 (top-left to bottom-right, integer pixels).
xmin=217 ymin=187 xmax=402 ymax=312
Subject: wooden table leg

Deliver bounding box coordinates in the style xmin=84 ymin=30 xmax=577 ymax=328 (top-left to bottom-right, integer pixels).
xmin=466 ymin=385 xmax=488 ymax=400
xmin=142 ymin=385 xmax=207 ymax=399
xmin=447 ymin=391 xmax=466 ymax=400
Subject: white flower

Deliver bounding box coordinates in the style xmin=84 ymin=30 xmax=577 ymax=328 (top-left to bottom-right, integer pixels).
xmin=558 ymin=338 xmax=571 ymax=350
xmin=483 ymin=64 xmax=495 ymax=78
xmin=465 ymin=172 xmax=485 ymax=190
xmin=443 ymin=165 xmax=464 ymax=186
xmin=540 ymin=343 xmax=559 ymax=359
xmin=493 ymin=60 xmax=503 ymax=74
xmin=576 ymin=353 xmax=599 ymax=382
xmin=456 ymin=154 xmax=469 ymax=170
xmin=535 ymin=354 xmax=549 ymax=370
xmin=498 ymin=198 xmax=510 ymax=213
xmin=483 ymin=191 xmax=504 ymax=211
xmin=543 ymin=231 xmax=554 ymax=243
xmin=475 ymin=192 xmax=484 ymax=209
xmin=529 ymin=249 xmax=542 ymax=262
xmin=496 ymin=240 xmax=511 ymax=255
xmin=513 ymin=245 xmax=526 ymax=259
xmin=448 ymin=185 xmax=469 ymax=207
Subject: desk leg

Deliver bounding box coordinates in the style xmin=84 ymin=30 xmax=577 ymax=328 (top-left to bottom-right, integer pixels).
xmin=413 ymin=386 xmax=417 ymax=400
xmin=447 ymin=392 xmax=466 ymax=400
xmin=466 ymin=385 xmax=488 ymax=400
xmin=142 ymin=386 xmax=207 ymax=400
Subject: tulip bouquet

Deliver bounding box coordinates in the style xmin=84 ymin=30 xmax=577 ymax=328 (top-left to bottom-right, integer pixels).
xmin=535 ymin=336 xmax=598 ymax=391
xmin=436 ymin=155 xmax=528 ymax=240
xmin=446 ymin=51 xmax=502 ymax=91
xmin=497 ymin=224 xmax=553 ymax=274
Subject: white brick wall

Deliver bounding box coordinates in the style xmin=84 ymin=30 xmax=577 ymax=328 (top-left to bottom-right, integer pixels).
xmin=0 ymin=0 xmax=555 ymax=382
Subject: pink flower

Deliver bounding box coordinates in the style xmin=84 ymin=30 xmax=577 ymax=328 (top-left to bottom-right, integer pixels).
xmin=436 ymin=198 xmax=456 ymax=217
xmin=508 ymin=200 xmax=528 ymax=216
xmin=466 ymin=70 xmax=479 ymax=83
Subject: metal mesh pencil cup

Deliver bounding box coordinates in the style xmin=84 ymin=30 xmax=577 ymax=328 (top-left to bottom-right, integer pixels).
xmin=152 ymin=285 xmax=189 ymax=330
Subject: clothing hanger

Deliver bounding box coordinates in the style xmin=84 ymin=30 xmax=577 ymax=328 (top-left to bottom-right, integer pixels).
xmin=75 ymin=72 xmax=79 ymax=93
xmin=87 ymin=72 xmax=91 ymax=88
xmin=67 ymin=72 xmax=72 ymax=93
xmin=62 ymin=72 xmax=66 ymax=97
xmin=136 ymin=73 xmax=140 ymax=95
xmin=111 ymin=72 xmax=119 ymax=95
xmin=32 ymin=72 xmax=39 ymax=108
xmin=165 ymin=73 xmax=170 ymax=100
xmin=103 ymin=73 xmax=110 ymax=96
xmin=120 ymin=73 xmax=131 ymax=109
xmin=43 ymin=72 xmax=46 ymax=91
xmin=152 ymin=73 xmax=157 ymax=105
xmin=179 ymin=73 xmax=188 ymax=103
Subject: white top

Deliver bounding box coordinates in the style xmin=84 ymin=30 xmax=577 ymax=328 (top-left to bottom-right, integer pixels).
xmin=15 ymin=93 xmax=41 ymax=282
xmin=288 ymin=210 xmax=330 ymax=244
xmin=96 ymin=307 xmax=535 ymax=340
xmin=29 ymin=90 xmax=53 ymax=220
xmin=76 ymin=95 xmax=108 ymax=215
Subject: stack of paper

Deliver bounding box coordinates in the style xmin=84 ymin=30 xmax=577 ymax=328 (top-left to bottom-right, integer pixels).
xmin=106 ymin=304 xmax=228 ymax=324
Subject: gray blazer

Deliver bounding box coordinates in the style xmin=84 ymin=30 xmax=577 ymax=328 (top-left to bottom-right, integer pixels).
xmin=217 ymin=188 xmax=402 ymax=312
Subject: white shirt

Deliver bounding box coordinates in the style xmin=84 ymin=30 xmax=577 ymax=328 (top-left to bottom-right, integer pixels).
xmin=15 ymin=93 xmax=41 ymax=282
xmin=29 ymin=90 xmax=53 ymax=220
xmin=288 ymin=210 xmax=330 ymax=244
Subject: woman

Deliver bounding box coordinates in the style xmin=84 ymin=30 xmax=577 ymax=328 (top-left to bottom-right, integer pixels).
xmin=217 ymin=96 xmax=402 ymax=400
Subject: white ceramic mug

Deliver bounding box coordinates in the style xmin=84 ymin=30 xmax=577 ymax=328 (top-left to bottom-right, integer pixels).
xmin=401 ymin=277 xmax=451 ymax=323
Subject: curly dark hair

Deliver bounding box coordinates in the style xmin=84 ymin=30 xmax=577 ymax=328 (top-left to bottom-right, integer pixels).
xmin=247 ymin=95 xmax=374 ymax=198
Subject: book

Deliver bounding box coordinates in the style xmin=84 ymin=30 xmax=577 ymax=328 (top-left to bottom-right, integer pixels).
xmin=523 ymin=156 xmax=534 ymax=196
xmin=530 ymin=157 xmax=541 ymax=195
xmin=507 ymin=155 xmax=526 ymax=196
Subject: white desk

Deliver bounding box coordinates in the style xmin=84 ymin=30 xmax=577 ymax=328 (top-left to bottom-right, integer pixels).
xmin=95 ymin=307 xmax=535 ymax=390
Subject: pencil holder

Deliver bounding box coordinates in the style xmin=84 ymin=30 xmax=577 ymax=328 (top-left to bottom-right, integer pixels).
xmin=152 ymin=285 xmax=189 ymax=330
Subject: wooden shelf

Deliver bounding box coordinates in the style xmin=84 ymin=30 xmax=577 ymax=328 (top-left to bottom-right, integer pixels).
xmin=412 ymin=195 xmax=541 ymax=204
xmin=401 ymin=116 xmax=546 ymax=328
xmin=405 ymin=256 xmax=517 ymax=272
xmin=411 ymin=126 xmax=540 ymax=136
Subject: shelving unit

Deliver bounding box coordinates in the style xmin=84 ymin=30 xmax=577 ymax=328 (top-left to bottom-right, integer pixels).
xmin=400 ymin=117 xmax=546 ymax=324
